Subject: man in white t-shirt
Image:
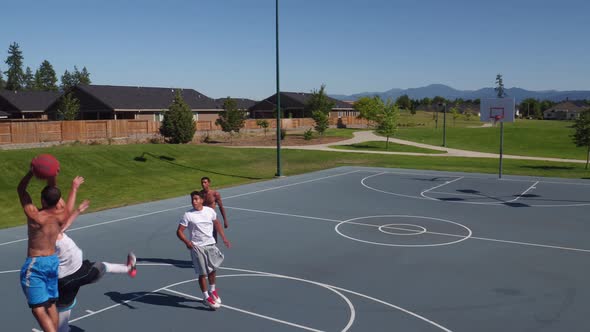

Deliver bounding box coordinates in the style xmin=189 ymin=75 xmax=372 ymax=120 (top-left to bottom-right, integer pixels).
xmin=176 ymin=191 xmax=231 ymax=310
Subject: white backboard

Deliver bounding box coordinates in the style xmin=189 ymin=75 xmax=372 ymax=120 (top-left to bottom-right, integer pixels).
xmin=480 ymin=98 xmax=515 ymax=122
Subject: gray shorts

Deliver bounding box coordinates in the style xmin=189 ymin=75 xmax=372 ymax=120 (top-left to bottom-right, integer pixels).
xmin=190 ymin=244 xmax=224 ymax=276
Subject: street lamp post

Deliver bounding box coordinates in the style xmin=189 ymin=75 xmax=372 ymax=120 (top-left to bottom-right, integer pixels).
xmin=275 ymin=0 xmax=282 ymax=177
xmin=439 ymin=102 xmax=447 ymax=147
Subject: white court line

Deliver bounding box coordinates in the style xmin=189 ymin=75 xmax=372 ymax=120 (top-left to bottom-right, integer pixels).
xmin=162 ymin=288 xmax=324 ymax=332
xmin=362 ymin=168 xmax=590 ymax=187
xmin=0 ymin=269 xmax=19 ymax=274
xmin=420 ymin=177 xmax=464 ymax=200
xmin=0 ymin=170 xmax=359 ymax=247
xmin=59 ymin=264 xmax=452 ymax=332
xmin=228 ymin=207 xmax=590 ymax=254
xmin=506 ymin=181 xmax=538 ymax=203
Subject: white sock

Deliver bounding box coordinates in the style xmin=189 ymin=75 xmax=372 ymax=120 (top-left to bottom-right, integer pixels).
xmin=58 ymin=309 xmax=71 ymax=332
xmin=203 ymin=291 xmax=209 ymax=299
xmin=102 ymin=262 xmax=129 ymax=274
xmin=210 ymin=284 xmax=216 ymax=292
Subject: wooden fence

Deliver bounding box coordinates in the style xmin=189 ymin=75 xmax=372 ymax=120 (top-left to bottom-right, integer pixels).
xmin=0 ymin=116 xmax=367 ymax=145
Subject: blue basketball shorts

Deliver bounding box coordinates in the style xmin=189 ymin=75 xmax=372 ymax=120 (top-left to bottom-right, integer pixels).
xmin=20 ymin=254 xmax=59 ymax=308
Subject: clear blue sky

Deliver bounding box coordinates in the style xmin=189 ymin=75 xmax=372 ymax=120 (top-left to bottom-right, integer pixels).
xmin=2 ymin=0 xmax=588 ymax=100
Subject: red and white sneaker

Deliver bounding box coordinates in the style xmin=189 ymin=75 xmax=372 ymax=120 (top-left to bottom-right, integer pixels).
xmin=203 ymin=296 xmax=220 ymax=309
xmin=211 ymin=290 xmax=221 ymax=304
xmin=127 ymin=252 xmax=137 ymax=278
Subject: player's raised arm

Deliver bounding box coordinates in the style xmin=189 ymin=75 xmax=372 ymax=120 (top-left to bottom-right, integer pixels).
xmin=17 ymin=170 xmax=39 ymax=220
xmin=65 ymin=176 xmax=85 ymax=214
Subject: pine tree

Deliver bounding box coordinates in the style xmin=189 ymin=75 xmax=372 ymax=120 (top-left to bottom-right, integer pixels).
xmin=4 ymin=42 xmax=25 ymax=90
xmin=0 ymin=69 xmax=5 ymax=90
xmin=215 ymin=97 xmax=246 ymax=142
xmin=57 ymin=93 xmax=80 ymax=120
xmin=23 ymin=67 xmax=34 ymax=90
xmin=76 ymin=66 xmax=91 ymax=85
xmin=34 ymin=60 xmax=58 ymax=91
xmin=305 ymin=85 xmax=335 ymax=137
xmin=159 ymin=91 xmax=195 ymax=144
xmin=60 ymin=70 xmax=75 ymax=91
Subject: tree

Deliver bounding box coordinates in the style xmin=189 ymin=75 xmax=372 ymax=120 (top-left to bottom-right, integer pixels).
xmin=375 ymin=99 xmax=399 ymax=149
xmin=304 ymin=85 xmax=334 ymax=137
xmin=450 ymin=107 xmax=460 ymax=126
xmin=160 ymin=91 xmax=195 ymax=144
xmin=75 ymin=66 xmax=91 ymax=85
xmin=572 ymin=111 xmax=590 ymax=169
xmin=495 ymin=74 xmax=506 ymax=98
xmin=23 ymin=67 xmax=34 ymax=90
xmin=395 ymin=94 xmax=412 ymax=110
xmin=520 ymin=98 xmax=539 ymax=118
xmin=34 ymin=60 xmax=58 ymax=91
xmin=4 ymin=42 xmax=25 ymax=90
xmin=354 ymin=95 xmax=383 ymax=126
xmin=256 ymin=119 xmax=270 ymax=136
xmin=311 ymin=109 xmax=330 ymax=137
xmin=0 ymin=68 xmax=5 ymax=90
xmin=216 ymin=97 xmax=246 ymax=141
xmin=60 ymin=70 xmax=75 ymax=91
xmin=57 ymin=93 xmax=80 ymax=120
xmin=61 ymin=66 xmax=91 ymax=91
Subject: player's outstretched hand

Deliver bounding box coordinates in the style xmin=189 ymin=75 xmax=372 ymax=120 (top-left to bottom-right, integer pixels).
xmin=223 ymin=239 xmax=231 ymax=249
xmin=78 ymin=200 xmax=90 ymax=213
xmin=72 ymin=176 xmax=85 ymax=190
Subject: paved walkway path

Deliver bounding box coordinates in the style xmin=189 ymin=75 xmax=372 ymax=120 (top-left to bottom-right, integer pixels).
xmin=234 ymin=130 xmax=587 ymax=164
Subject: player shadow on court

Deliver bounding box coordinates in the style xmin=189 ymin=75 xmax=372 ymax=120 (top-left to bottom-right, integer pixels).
xmin=133 ymin=152 xmax=263 ymax=180
xmin=104 ymin=291 xmax=210 ymax=311
xmin=137 ymin=257 xmax=193 ymax=268
xmin=65 ymin=326 xmax=84 ymax=332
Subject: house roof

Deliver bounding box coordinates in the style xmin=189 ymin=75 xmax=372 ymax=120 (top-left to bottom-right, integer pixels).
xmin=544 ymin=101 xmax=589 ymax=113
xmin=251 ymin=91 xmax=354 ymax=111
xmin=0 ymin=90 xmax=61 ymax=111
xmin=74 ymin=85 xmax=218 ymax=110
xmin=215 ymin=97 xmax=257 ymax=110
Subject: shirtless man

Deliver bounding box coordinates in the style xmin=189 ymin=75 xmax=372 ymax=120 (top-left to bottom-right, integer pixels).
xmin=199 ymin=177 xmax=228 ymax=242
xmin=18 ymin=170 xmax=72 ymax=332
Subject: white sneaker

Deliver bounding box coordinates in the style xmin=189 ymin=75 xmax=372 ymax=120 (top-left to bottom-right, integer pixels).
xmin=203 ymin=296 xmax=220 ymax=309
xmin=211 ymin=290 xmax=221 ymax=304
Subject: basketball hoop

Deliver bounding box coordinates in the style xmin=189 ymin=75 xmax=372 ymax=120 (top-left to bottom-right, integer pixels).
xmin=493 ymin=115 xmax=503 ymax=126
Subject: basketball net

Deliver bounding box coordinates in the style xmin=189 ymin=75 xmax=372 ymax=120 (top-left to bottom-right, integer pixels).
xmin=493 ymin=115 xmax=503 ymax=126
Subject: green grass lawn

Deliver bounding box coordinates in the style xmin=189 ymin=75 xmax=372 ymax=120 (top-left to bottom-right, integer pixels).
xmin=394 ymin=118 xmax=585 ymax=160
xmin=1 ymin=143 xmax=589 ymax=229
xmin=330 ymin=141 xmax=445 ymax=154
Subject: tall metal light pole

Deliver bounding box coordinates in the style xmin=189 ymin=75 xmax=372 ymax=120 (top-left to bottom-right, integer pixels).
xmin=275 ymin=0 xmax=282 ymax=177
xmin=439 ymin=102 xmax=447 ymax=147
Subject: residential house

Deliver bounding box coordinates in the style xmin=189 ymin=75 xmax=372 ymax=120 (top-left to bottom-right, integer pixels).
xmin=543 ymin=101 xmax=589 ymax=120
xmin=46 ymin=85 xmax=219 ymax=121
xmin=249 ymin=92 xmax=356 ymax=119
xmin=0 ymin=90 xmax=61 ymax=120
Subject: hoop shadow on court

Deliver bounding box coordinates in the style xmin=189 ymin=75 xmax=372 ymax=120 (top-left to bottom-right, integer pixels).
xmin=133 ymin=152 xmax=263 ymax=180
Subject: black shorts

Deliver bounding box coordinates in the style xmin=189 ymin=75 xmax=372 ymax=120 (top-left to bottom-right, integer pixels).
xmin=57 ymin=260 xmax=104 ymax=308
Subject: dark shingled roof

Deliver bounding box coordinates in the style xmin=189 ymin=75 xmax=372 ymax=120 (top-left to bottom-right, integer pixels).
xmin=215 ymin=97 xmax=257 ymax=110
xmin=75 ymin=85 xmax=218 ymax=110
xmin=251 ymin=91 xmax=354 ymax=111
xmin=0 ymin=90 xmax=61 ymax=111
xmin=545 ymin=100 xmax=590 ymax=112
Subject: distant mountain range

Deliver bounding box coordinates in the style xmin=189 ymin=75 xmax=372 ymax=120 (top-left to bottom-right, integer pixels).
xmin=330 ymin=84 xmax=590 ymax=103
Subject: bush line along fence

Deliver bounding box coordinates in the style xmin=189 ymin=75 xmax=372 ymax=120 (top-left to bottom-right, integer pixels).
xmin=0 ymin=117 xmax=368 ymax=145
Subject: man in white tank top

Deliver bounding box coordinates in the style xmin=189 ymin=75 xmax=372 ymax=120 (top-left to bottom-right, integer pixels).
xmin=55 ymin=177 xmax=137 ymax=332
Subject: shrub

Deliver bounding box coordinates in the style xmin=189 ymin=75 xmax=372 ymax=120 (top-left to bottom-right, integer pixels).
xmin=303 ymin=128 xmax=313 ymax=140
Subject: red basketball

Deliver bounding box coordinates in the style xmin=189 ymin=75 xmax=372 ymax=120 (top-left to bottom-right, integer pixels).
xmin=31 ymin=154 xmax=60 ymax=179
